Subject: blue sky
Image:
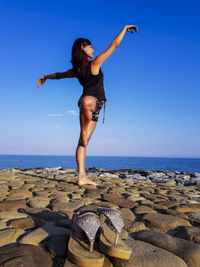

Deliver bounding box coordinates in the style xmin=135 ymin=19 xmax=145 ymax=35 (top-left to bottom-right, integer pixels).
xmin=0 ymin=0 xmax=200 ymax=157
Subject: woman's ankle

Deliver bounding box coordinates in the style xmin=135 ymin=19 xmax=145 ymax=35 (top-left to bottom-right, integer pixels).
xmin=78 ymin=170 xmax=86 ymax=176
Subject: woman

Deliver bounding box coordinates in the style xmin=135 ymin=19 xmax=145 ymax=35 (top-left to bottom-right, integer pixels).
xmin=37 ymin=25 xmax=138 ymax=186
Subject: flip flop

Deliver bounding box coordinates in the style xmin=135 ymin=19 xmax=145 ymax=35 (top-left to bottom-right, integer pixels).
xmin=97 ymin=208 xmax=132 ymax=259
xmin=68 ymin=212 xmax=105 ymax=267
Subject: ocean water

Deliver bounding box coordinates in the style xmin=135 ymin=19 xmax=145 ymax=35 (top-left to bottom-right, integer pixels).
xmin=0 ymin=155 xmax=200 ymax=174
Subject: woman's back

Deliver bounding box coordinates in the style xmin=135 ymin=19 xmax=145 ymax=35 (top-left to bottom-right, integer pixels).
xmin=77 ymin=61 xmax=106 ymax=102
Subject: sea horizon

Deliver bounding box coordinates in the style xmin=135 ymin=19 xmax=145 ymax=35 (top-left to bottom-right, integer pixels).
xmin=0 ymin=154 xmax=200 ymax=173
xmin=1 ymin=154 xmax=200 ymax=159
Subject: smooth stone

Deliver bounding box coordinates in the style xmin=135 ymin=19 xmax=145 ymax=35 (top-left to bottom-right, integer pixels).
xmin=29 ymin=200 xmax=50 ymax=208
xmin=51 ymin=199 xmax=83 ymax=212
xmin=0 ymin=219 xmax=7 ymax=230
xmin=172 ymin=204 xmax=200 ymax=213
xmin=0 ymin=228 xmax=24 ymax=247
xmin=112 ymin=238 xmax=187 ymax=267
xmin=7 ymin=180 xmax=24 ymax=188
xmin=6 ymin=190 xmax=32 ymax=200
xmin=19 ymin=223 xmax=70 ymax=245
xmin=126 ymin=174 xmax=151 ymax=182
xmin=140 ymin=199 xmax=154 ymax=206
xmin=95 ymin=201 xmax=119 ymax=209
xmin=124 ymin=221 xmax=147 ymax=233
xmin=142 ymin=213 xmax=191 ymax=230
xmin=120 ymin=229 xmax=129 ymax=239
xmin=173 ymin=226 xmax=200 ymax=244
xmin=0 ymin=244 xmax=52 ymax=266
xmin=21 ymin=207 xmax=51 ymax=214
xmin=124 ymin=179 xmax=134 ymax=186
xmin=134 ymin=229 xmax=200 ymax=267
xmin=127 ymin=195 xmax=146 ymax=201
xmin=134 ymin=205 xmax=157 ymax=215
xmin=155 ymin=201 xmax=180 ymax=208
xmin=22 ymin=208 xmax=68 ymax=222
xmin=70 ymin=193 xmax=83 ymax=199
xmin=84 ymin=187 xmax=106 ymax=198
xmin=0 ymin=212 xmax=28 ymax=220
xmin=81 ymin=197 xmax=97 ymax=206
xmin=99 ymin=173 xmax=119 ymax=178
xmin=120 ymin=208 xmax=136 ymax=222
xmin=150 ymin=203 xmax=168 ymax=210
xmin=33 ymin=190 xmax=52 ymax=197
xmin=162 ymin=209 xmax=189 ymax=220
xmin=49 ymin=191 xmax=71 ymax=198
xmin=8 ymin=217 xmax=37 ymax=230
xmin=76 ymin=204 xmax=98 ymax=214
xmin=0 ymin=184 xmax=9 ymax=191
xmin=186 ymin=212 xmax=200 ymax=225
xmin=50 ymin=196 xmax=70 ymax=203
xmin=102 ymin=193 xmax=138 ymax=208
xmin=0 ymin=200 xmax=27 ymax=212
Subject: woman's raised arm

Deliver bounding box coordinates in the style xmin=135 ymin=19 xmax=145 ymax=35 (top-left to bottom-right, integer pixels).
xmin=92 ymin=25 xmax=138 ymax=68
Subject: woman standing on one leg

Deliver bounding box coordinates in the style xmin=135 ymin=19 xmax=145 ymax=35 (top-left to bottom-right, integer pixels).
xmin=37 ymin=25 xmax=138 ymax=186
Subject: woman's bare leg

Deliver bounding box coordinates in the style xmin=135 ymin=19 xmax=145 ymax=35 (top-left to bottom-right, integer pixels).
xmin=76 ymin=96 xmax=98 ymax=186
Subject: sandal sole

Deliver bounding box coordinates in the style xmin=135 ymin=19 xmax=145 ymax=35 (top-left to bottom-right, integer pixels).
xmin=68 ymin=235 xmax=105 ymax=267
xmin=98 ymin=223 xmax=132 ymax=259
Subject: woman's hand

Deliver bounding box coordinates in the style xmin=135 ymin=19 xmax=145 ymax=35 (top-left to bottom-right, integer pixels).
xmin=37 ymin=76 xmax=46 ymax=88
xmin=125 ymin=25 xmax=138 ymax=34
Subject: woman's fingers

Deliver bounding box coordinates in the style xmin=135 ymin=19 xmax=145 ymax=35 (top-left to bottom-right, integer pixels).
xmin=38 ymin=77 xmax=46 ymax=87
xmin=134 ymin=26 xmax=138 ymax=32
xmin=126 ymin=25 xmax=138 ymax=33
xmin=37 ymin=79 xmax=43 ymax=88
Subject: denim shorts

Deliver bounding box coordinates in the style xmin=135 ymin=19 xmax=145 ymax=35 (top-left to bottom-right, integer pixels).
xmin=78 ymin=96 xmax=106 ymax=123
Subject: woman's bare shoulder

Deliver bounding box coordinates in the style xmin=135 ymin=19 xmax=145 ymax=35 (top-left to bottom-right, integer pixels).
xmin=90 ymin=60 xmax=100 ymax=76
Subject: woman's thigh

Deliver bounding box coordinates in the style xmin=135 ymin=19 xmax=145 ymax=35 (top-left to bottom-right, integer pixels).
xmin=78 ymin=96 xmax=97 ymax=145
xmin=79 ymin=95 xmax=97 ymax=113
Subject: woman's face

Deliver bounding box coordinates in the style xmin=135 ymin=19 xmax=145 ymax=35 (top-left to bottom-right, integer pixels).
xmin=81 ymin=44 xmax=95 ymax=59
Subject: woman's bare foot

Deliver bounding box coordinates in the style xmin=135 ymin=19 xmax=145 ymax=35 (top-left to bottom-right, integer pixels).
xmin=78 ymin=172 xmax=98 ymax=186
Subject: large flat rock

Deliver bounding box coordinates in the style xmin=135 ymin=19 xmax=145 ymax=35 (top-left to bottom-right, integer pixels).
xmin=19 ymin=223 xmax=70 ymax=245
xmin=0 ymin=228 xmax=24 ymax=247
xmin=0 ymin=200 xmax=27 ymax=212
xmin=102 ymin=193 xmax=138 ymax=208
xmin=51 ymin=199 xmax=83 ymax=212
xmin=134 ymin=230 xmax=200 ymax=267
xmin=142 ymin=213 xmax=190 ymax=230
xmin=0 ymin=212 xmax=28 ymax=220
xmin=111 ymin=238 xmax=187 ymax=267
xmin=0 ymin=244 xmax=52 ymax=266
xmin=173 ymin=226 xmax=200 ymax=244
xmin=172 ymin=204 xmax=200 ymax=213
xmin=8 ymin=217 xmax=37 ymax=230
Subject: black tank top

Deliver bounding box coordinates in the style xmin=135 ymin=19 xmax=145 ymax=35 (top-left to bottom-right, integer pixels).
xmin=77 ymin=61 xmax=107 ymax=102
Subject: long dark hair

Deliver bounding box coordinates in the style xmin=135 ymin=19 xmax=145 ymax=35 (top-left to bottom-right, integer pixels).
xmin=70 ymin=38 xmax=92 ymax=81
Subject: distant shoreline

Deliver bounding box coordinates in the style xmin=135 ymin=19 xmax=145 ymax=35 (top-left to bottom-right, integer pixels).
xmin=1 ymin=155 xmax=200 ymax=173
xmin=1 ymin=166 xmax=200 ymax=187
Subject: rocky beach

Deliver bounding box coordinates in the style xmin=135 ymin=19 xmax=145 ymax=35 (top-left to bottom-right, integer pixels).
xmin=0 ymin=166 xmax=200 ymax=266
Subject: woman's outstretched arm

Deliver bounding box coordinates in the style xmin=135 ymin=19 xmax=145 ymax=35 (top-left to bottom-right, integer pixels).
xmin=92 ymin=25 xmax=138 ymax=68
xmin=37 ymin=68 xmax=76 ymax=87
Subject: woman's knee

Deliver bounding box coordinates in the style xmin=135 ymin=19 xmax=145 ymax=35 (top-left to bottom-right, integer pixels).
xmin=79 ymin=136 xmax=89 ymax=147
xmin=78 ymin=132 xmax=90 ymax=147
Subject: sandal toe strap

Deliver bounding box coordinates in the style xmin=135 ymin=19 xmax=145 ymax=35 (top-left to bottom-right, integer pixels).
xmin=98 ymin=208 xmax=124 ymax=233
xmin=74 ymin=212 xmax=101 ymax=240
